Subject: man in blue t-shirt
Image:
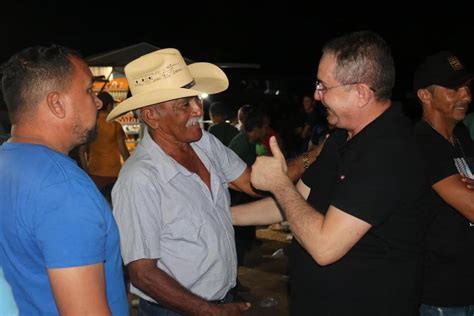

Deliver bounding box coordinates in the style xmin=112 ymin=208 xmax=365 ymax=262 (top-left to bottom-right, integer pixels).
xmin=0 ymin=45 xmax=128 ymax=315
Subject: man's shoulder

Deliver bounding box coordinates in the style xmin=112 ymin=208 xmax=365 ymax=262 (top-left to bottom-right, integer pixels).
xmin=119 ymin=151 xmax=155 ymax=180
xmin=198 ymin=129 xmax=230 ymax=151
xmin=414 ymin=120 xmax=431 ymax=136
xmin=228 ymin=131 xmax=247 ymax=147
xmin=208 ymin=123 xmax=219 ymax=133
xmin=118 ymin=145 xmax=177 ymax=195
xmin=222 ymin=122 xmax=239 ymax=133
xmin=6 ymin=144 xmax=87 ymax=188
xmin=413 ymin=121 xmax=448 ymax=153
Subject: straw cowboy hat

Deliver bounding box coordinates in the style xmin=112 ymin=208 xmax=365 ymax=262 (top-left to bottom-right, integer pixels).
xmin=106 ymin=48 xmax=229 ymax=122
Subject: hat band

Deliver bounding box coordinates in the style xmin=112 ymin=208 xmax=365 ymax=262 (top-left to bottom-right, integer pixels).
xmin=182 ymin=80 xmax=195 ymax=89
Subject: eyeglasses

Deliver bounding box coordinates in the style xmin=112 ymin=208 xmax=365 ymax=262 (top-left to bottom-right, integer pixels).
xmin=315 ymin=80 xmax=376 ymax=94
xmin=315 ymin=80 xmax=352 ymax=93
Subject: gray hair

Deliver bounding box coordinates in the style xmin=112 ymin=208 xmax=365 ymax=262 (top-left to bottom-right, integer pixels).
xmin=322 ymin=30 xmax=395 ymax=100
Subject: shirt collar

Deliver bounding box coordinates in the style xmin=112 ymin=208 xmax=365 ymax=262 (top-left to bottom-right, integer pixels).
xmin=138 ymin=128 xmax=191 ymax=183
xmin=138 ymin=127 xmax=212 ymax=184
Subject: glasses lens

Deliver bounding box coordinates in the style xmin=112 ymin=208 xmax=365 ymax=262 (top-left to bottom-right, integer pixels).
xmin=315 ymin=80 xmax=322 ymax=91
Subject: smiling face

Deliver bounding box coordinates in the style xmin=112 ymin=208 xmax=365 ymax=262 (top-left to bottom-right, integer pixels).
xmin=151 ymin=96 xmax=204 ymax=144
xmin=428 ymin=84 xmax=471 ymax=123
xmin=314 ymin=53 xmax=358 ymax=130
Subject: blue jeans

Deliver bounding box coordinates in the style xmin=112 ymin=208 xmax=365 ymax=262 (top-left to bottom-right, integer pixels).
xmin=138 ymin=292 xmax=234 ymax=316
xmin=419 ymin=304 xmax=474 ymax=316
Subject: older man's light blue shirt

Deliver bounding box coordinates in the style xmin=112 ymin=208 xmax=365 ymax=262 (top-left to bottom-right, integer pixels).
xmin=113 ymin=129 xmax=246 ymax=302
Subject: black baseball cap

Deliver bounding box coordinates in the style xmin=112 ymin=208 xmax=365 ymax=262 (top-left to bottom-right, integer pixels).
xmin=413 ymin=50 xmax=473 ymax=92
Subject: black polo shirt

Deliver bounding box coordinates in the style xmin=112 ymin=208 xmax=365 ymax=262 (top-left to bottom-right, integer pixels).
xmin=415 ymin=121 xmax=474 ymax=307
xmin=290 ymin=104 xmax=428 ymax=316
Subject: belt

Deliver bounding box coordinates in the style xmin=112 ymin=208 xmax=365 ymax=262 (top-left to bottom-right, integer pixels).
xmin=142 ymin=291 xmax=233 ymax=307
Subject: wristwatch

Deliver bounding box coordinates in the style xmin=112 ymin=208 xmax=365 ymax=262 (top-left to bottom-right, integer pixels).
xmin=301 ymin=152 xmax=310 ymax=170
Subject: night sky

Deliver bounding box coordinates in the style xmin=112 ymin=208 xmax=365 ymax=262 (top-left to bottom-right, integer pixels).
xmin=1 ymin=2 xmax=473 ymax=101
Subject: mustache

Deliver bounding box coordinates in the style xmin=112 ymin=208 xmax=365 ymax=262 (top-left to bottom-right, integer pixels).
xmin=185 ymin=117 xmax=201 ymax=127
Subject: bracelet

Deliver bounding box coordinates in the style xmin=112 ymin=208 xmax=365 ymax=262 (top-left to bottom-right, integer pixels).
xmin=301 ymin=152 xmax=310 ymax=170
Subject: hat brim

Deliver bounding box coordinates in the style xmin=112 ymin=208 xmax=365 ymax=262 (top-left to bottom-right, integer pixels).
xmin=442 ymin=73 xmax=474 ymax=89
xmin=106 ymin=62 xmax=228 ymax=122
xmin=414 ymin=73 xmax=473 ymax=92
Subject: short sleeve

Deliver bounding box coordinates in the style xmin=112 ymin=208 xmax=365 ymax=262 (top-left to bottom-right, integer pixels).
xmin=415 ymin=128 xmax=459 ymax=185
xmin=202 ymin=131 xmax=246 ymax=182
xmin=332 ymin=143 xmax=414 ymax=226
xmin=112 ymin=166 xmax=162 ymax=265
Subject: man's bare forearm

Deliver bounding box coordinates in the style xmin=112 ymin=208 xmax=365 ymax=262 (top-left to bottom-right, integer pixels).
xmin=129 ymin=260 xmax=213 ymax=315
xmin=232 ymin=196 xmax=283 ymax=226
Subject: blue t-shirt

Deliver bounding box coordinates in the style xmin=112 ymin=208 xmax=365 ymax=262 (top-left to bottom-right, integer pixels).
xmin=0 ymin=142 xmax=128 ymax=315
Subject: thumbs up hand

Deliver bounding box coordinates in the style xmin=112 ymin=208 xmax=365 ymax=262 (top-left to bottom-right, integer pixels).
xmin=250 ymin=136 xmax=290 ymax=193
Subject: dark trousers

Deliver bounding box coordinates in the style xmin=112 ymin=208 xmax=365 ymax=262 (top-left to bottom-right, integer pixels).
xmin=138 ymin=292 xmax=234 ymax=316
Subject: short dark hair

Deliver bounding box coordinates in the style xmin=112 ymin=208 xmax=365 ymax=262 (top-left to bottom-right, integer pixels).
xmin=209 ymin=101 xmax=233 ymax=119
xmin=242 ymin=106 xmax=267 ymax=133
xmin=1 ymin=44 xmax=82 ymax=123
xmin=323 ymin=30 xmax=395 ymax=100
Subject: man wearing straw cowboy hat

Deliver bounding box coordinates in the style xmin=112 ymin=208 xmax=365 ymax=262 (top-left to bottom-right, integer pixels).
xmin=107 ymin=48 xmax=251 ymax=315
xmin=109 ymin=48 xmax=316 ymax=315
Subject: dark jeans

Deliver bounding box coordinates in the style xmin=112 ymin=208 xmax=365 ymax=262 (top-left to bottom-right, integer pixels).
xmin=138 ymin=292 xmax=234 ymax=316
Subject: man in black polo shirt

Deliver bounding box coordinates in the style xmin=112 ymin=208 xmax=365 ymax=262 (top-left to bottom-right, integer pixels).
xmin=413 ymin=51 xmax=474 ymax=316
xmin=232 ymin=31 xmax=428 ymax=315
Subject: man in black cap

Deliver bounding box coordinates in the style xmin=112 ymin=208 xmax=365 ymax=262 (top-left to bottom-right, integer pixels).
xmin=413 ymin=50 xmax=474 ymax=315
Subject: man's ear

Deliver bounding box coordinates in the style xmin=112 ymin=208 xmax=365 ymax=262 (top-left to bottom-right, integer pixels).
xmin=46 ymin=91 xmax=66 ymax=119
xmin=355 ymin=83 xmax=373 ymax=108
xmin=416 ymin=88 xmax=432 ymax=104
xmin=141 ymin=106 xmax=160 ymax=129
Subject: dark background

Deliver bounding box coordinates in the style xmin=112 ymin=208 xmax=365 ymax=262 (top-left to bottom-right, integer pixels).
xmin=1 ymin=2 xmax=473 ymax=104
